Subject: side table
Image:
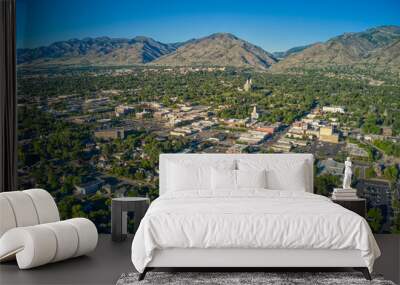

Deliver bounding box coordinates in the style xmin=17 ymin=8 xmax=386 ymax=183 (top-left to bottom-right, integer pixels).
xmin=331 ymin=197 xmax=367 ymax=218
xmin=111 ymin=197 xmax=149 ymax=242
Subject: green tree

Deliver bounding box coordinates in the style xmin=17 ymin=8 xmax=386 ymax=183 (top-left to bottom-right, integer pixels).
xmin=71 ymin=204 xmax=87 ymax=218
xmin=383 ymin=165 xmax=399 ymax=182
xmin=47 ymin=170 xmax=59 ymax=190
xmin=391 ymin=189 xmax=400 ymax=234
xmin=367 ymin=208 xmax=383 ymax=233
xmin=365 ymin=167 xmax=376 ymax=179
xmin=373 ymin=140 xmax=400 ymax=158
xmin=362 ymin=114 xmax=381 ymax=135
xmin=314 ymin=174 xmax=340 ymax=196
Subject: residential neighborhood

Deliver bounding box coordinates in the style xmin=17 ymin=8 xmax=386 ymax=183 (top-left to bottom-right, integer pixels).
xmin=17 ymin=66 xmax=400 ymax=234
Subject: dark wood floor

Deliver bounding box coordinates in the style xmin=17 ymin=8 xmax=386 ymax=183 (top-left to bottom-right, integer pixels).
xmin=0 ymin=235 xmax=134 ymax=285
xmin=374 ymin=234 xmax=400 ymax=284
xmin=0 ymin=234 xmax=399 ymax=285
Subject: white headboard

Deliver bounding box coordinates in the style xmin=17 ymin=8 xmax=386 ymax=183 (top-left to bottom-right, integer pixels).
xmin=159 ymin=153 xmax=314 ymax=195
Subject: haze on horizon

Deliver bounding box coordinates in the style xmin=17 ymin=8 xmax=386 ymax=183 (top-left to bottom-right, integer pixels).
xmin=17 ymin=0 xmax=400 ymax=52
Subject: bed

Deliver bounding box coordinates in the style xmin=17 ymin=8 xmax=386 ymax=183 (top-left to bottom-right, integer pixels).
xmin=131 ymin=154 xmax=380 ymax=280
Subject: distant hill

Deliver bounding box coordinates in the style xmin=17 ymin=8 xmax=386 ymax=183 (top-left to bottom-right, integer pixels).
xmin=17 ymin=36 xmax=181 ymax=66
xmin=152 ymin=33 xmax=277 ymax=70
xmin=272 ymin=25 xmax=400 ymax=71
xmin=363 ymin=39 xmax=400 ymax=71
xmin=17 ymin=33 xmax=277 ymax=70
xmin=272 ymin=44 xmax=316 ymax=59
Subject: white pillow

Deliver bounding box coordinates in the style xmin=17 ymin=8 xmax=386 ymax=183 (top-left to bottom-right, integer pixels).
xmin=238 ymin=159 xmax=308 ymax=191
xmin=167 ymin=162 xmax=210 ymax=191
xmin=167 ymin=160 xmax=236 ymax=192
xmin=211 ymin=168 xmax=237 ymax=191
xmin=236 ymin=169 xmax=267 ymax=189
xmin=266 ymin=163 xmax=306 ymax=191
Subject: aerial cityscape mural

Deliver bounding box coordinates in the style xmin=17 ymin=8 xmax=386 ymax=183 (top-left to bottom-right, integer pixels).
xmin=16 ymin=0 xmax=400 ymax=233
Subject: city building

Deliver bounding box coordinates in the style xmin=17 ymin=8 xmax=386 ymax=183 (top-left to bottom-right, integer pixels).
xmin=170 ymin=127 xmax=198 ymax=137
xmin=102 ymin=183 xmax=116 ymax=194
xmin=226 ymin=144 xmax=247 ymax=153
xmin=254 ymin=122 xmax=281 ymax=135
xmin=243 ymin=78 xmax=252 ymax=92
xmin=95 ymin=128 xmax=127 ymax=140
xmin=356 ymin=179 xmax=393 ymax=232
xmin=143 ymin=101 xmax=163 ymax=110
xmin=68 ymin=115 xmax=95 ymax=124
xmin=238 ymin=130 xmax=267 ymax=145
xmin=180 ymin=106 xmax=193 ymax=112
xmin=346 ymin=143 xmax=369 ymax=158
xmin=287 ymin=121 xmax=308 ymax=139
xmin=154 ymin=110 xmax=171 ymax=119
xmin=284 ymin=137 xmax=308 ymax=147
xmin=251 ymin=105 xmax=259 ymax=121
xmin=84 ymin=97 xmax=110 ymax=105
xmin=357 ymin=179 xmax=392 ymax=208
xmin=271 ymin=140 xmax=292 ymax=152
xmin=115 ymin=105 xmax=135 ymax=117
xmin=317 ymin=158 xmax=344 ymax=176
xmin=136 ymin=109 xmax=152 ymax=119
xmin=382 ymin=127 xmax=393 ymax=137
xmin=287 ymin=128 xmax=305 ymax=139
xmin=222 ymin=118 xmax=249 ymax=127
xmin=74 ymin=178 xmax=104 ymax=195
xmin=305 ymin=128 xmax=320 ymax=139
xmin=322 ymin=106 xmax=345 ymax=114
xmin=191 ymin=120 xmax=217 ymax=131
xmin=319 ymin=126 xmax=339 ymax=143
xmin=251 ymin=106 xmax=259 ymax=121
xmin=168 ymin=116 xmax=200 ymax=127
xmin=83 ymin=97 xmax=112 ymax=113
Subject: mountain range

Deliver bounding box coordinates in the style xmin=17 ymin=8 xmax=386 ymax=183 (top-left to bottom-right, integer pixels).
xmin=17 ymin=25 xmax=400 ymax=72
xmin=17 ymin=36 xmax=184 ymax=66
xmin=272 ymin=44 xmax=315 ymax=59
xmin=152 ymin=33 xmax=277 ymax=69
xmin=271 ymin=25 xmax=400 ymax=71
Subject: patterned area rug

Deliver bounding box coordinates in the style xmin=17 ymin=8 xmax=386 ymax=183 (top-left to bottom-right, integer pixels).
xmin=116 ymin=272 xmax=396 ymax=285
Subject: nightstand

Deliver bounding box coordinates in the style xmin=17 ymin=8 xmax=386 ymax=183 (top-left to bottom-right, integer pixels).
xmin=111 ymin=197 xmax=150 ymax=242
xmin=331 ymin=198 xmax=366 ymax=218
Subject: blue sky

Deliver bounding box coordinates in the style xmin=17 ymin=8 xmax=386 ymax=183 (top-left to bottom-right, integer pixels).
xmin=17 ymin=0 xmax=400 ymax=52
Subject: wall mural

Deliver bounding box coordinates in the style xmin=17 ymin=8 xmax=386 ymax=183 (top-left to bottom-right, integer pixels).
xmin=16 ymin=0 xmax=400 ymax=233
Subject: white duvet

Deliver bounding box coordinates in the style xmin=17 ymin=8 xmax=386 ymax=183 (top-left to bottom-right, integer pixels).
xmin=131 ymin=190 xmax=380 ymax=273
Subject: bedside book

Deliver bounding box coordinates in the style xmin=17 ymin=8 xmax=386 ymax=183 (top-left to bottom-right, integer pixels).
xmin=332 ymin=196 xmax=359 ymax=200
xmin=332 ymin=188 xmax=358 ymax=200
xmin=334 ymin=189 xmax=357 ymax=193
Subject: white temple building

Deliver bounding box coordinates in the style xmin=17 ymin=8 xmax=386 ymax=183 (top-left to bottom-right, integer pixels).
xmin=244 ymin=78 xmax=252 ymax=92
xmin=251 ymin=105 xmax=259 ymax=121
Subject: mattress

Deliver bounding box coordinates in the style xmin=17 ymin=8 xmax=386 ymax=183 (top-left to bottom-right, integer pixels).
xmin=131 ymin=190 xmax=380 ymax=273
